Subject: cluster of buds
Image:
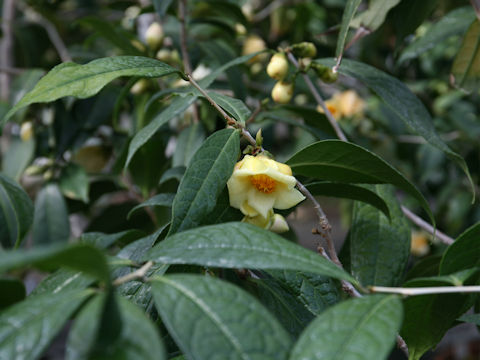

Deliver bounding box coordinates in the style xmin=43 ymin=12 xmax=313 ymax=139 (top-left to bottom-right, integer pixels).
xmin=266 ymin=52 xmax=294 ymax=104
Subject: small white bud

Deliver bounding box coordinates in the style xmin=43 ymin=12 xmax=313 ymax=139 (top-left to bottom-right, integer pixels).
xmin=271 ymin=81 xmax=294 ymax=104
xmin=266 ymin=53 xmax=288 ymax=80
xmin=145 ymin=22 xmax=164 ymax=50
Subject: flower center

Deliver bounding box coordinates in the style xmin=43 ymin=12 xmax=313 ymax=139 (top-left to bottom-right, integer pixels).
xmin=250 ymin=174 xmax=276 ymax=194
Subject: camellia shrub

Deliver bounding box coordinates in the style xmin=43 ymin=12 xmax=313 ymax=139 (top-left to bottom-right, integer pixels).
xmin=0 ymin=0 xmax=479 ymax=359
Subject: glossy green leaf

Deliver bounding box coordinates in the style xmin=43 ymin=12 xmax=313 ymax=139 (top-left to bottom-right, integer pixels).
xmin=4 ymin=56 xmax=181 ymax=123
xmin=286 ymin=140 xmax=433 ymax=224
xmin=452 ymin=20 xmax=480 ymax=92
xmin=32 ymin=183 xmax=70 ymax=245
xmin=207 ymin=91 xmax=251 ymax=125
xmin=59 ymin=164 xmax=89 ymax=202
xmin=307 ymin=181 xmax=390 ymax=219
xmin=290 ymin=295 xmax=403 ymax=360
xmin=399 ymin=7 xmax=476 ymax=63
xmin=67 ymin=293 xmax=165 ymax=360
xmin=0 ymin=174 xmax=34 ymax=249
xmin=0 ymin=278 xmax=26 ymax=309
xmin=350 ymin=185 xmax=410 ymax=286
xmin=31 ymin=269 xmax=94 ymax=296
xmin=152 ymin=274 xmax=292 ymax=360
xmin=0 ymin=243 xmax=110 ymax=283
xmin=168 ymin=129 xmax=240 ymax=235
xmin=126 ymin=94 xmax=197 ymax=167
xmin=2 ymin=137 xmax=35 ymax=181
xmin=351 ymin=0 xmax=401 ymax=31
xmin=336 ymin=0 xmax=362 ymax=58
xmin=172 ymin=122 xmax=206 ymax=168
xmin=159 ymin=166 xmax=186 ymax=185
xmin=0 ymin=289 xmax=93 ymax=360
xmin=315 ymin=58 xmax=474 ymax=195
xmin=404 ymin=255 xmax=442 ymax=281
xmin=439 ymin=222 xmax=480 ymax=275
xmin=146 ymin=222 xmax=357 ymax=284
xmin=127 ymin=193 xmax=175 ymax=220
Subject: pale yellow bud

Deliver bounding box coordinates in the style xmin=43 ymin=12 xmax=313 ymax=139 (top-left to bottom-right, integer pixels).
xmin=235 ymin=23 xmax=247 ymax=36
xmin=20 ymin=121 xmax=33 ymax=141
xmin=145 ymin=22 xmax=164 ymax=50
xmin=131 ymin=39 xmax=146 ymax=52
xmin=271 ymin=81 xmax=294 ymax=104
xmin=270 ymin=214 xmax=289 ymax=233
xmin=267 ymin=53 xmax=288 ymax=80
xmin=156 ymin=49 xmax=171 ymax=63
xmin=411 ymin=231 xmax=430 ymax=257
xmin=242 ymin=35 xmax=267 ymax=63
xmin=130 ymin=79 xmax=149 ymax=95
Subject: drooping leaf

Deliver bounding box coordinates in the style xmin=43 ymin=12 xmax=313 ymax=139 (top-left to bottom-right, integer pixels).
xmin=399 ymin=7 xmax=476 ymax=63
xmin=0 ymin=278 xmax=26 ymax=310
xmin=452 ymin=20 xmax=480 ymax=92
xmin=307 ymin=181 xmax=390 ymax=219
xmin=0 ymin=289 xmax=93 ymax=360
xmin=168 ymin=129 xmax=240 ymax=235
xmin=127 ymin=193 xmax=175 ymax=220
xmin=336 ymin=0 xmax=362 ymax=58
xmin=66 ymin=293 xmax=166 ymax=360
xmin=286 ymin=140 xmax=433 ymax=224
xmin=0 ymin=174 xmax=34 ymax=249
xmin=172 ymin=122 xmax=206 ymax=168
xmin=350 ymin=0 xmax=401 ymax=31
xmin=2 ymin=137 xmax=35 ymax=181
xmin=206 ymin=91 xmax=251 ymax=125
xmin=59 ymin=163 xmax=90 ymax=202
xmin=126 ymin=94 xmax=197 ymax=167
xmin=4 ymin=56 xmax=181 ymax=123
xmin=439 ymin=222 xmax=480 ymax=275
xmin=315 ymin=58 xmax=474 ymax=195
xmin=32 ymin=183 xmax=70 ymax=245
xmin=290 ymin=295 xmax=403 ymax=360
xmin=146 ymin=222 xmax=357 ymax=284
xmin=350 ymin=185 xmax=410 ymax=286
xmin=152 ymin=274 xmax=292 ymax=360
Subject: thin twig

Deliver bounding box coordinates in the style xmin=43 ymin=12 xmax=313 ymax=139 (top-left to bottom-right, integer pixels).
xmin=246 ymin=101 xmax=263 ymax=125
xmin=401 ymin=206 xmax=454 ymax=245
xmin=286 ymin=52 xmax=348 ymax=141
xmin=113 ymin=261 xmax=154 ymax=286
xmin=0 ymin=66 xmax=27 ymax=75
xmin=0 ymin=0 xmax=15 ymax=101
xmin=178 ymin=0 xmax=199 ymax=124
xmin=371 ymin=285 xmax=480 ymax=296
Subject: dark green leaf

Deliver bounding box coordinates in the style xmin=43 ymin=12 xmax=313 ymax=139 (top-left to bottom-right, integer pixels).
xmin=0 ymin=174 xmax=34 ymax=248
xmin=4 ymin=56 xmax=181 ymax=123
xmin=127 ymin=193 xmax=175 ymax=220
xmin=307 ymin=181 xmax=390 ymax=219
xmin=440 ymin=222 xmax=480 ymax=275
xmin=0 ymin=278 xmax=26 ymax=309
xmin=0 ymin=289 xmax=93 ymax=360
xmin=152 ymin=274 xmax=292 ymax=360
xmin=315 ymin=58 xmax=474 ymax=195
xmin=286 ymin=140 xmax=433 ymax=224
xmin=172 ymin=122 xmax=206 ymax=168
xmin=2 ymin=137 xmax=35 ymax=181
xmin=32 ymin=183 xmax=70 ymax=245
xmin=31 ymin=269 xmax=94 ymax=296
xmin=452 ymin=20 xmax=480 ymax=92
xmin=169 ymin=129 xmax=240 ymax=234
xmin=159 ymin=166 xmax=186 ymax=185
xmin=350 ymin=0 xmax=401 ymax=31
xmin=200 ymin=187 xmax=243 ymax=226
xmin=153 ymin=0 xmax=174 ymax=17
xmin=336 ymin=0 xmax=362 ymax=58
xmin=393 ymin=0 xmax=438 ymax=43
xmin=290 ymin=295 xmax=403 ymax=360
xmin=126 ymin=94 xmax=197 ymax=167
xmin=458 ymin=313 xmax=480 ymax=326
xmin=404 ymin=255 xmax=442 ymax=281
xmin=59 ymin=164 xmax=90 ymax=202
xmin=66 ymin=293 xmax=165 ymax=360
xmin=146 ymin=222 xmax=357 ymax=284
xmin=350 ymin=185 xmax=410 ymax=286
xmin=207 ymin=91 xmax=251 ymax=125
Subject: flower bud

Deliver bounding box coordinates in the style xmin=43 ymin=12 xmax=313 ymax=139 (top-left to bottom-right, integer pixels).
xmin=242 ymin=35 xmax=267 ymax=63
xmin=311 ymin=63 xmax=338 ymax=83
xmin=291 ymin=42 xmax=317 ymax=58
xmin=270 ymin=214 xmax=289 ymax=233
xmin=267 ymin=53 xmax=288 ymax=80
xmin=20 ymin=121 xmax=33 ymax=141
xmin=145 ymin=22 xmax=164 ymax=50
xmin=271 ymin=81 xmax=294 ymax=104
xmin=130 ymin=79 xmax=149 ymax=95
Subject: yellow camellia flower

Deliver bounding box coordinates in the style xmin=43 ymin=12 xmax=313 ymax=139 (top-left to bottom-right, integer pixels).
xmin=317 ymin=90 xmax=365 ymax=119
xmin=227 ymin=155 xmax=305 ymax=219
xmin=411 ymin=231 xmax=430 ymax=257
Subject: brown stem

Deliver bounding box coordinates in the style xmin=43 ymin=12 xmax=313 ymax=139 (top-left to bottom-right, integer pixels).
xmin=0 ymin=0 xmax=15 ymax=101
xmin=401 ymin=206 xmax=454 ymax=245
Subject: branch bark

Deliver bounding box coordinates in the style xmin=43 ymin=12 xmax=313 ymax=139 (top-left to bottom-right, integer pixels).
xmin=0 ymin=0 xmax=15 ymax=101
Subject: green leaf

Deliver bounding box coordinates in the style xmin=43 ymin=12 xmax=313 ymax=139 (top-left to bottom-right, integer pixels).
xmin=452 ymin=20 xmax=480 ymax=92
xmin=290 ymin=295 xmax=403 ymax=360
xmin=458 ymin=313 xmax=480 ymax=326
xmin=200 ymin=187 xmax=243 ymax=226
xmin=31 ymin=269 xmax=94 ymax=296
xmin=404 ymin=254 xmax=442 ymax=281
xmin=2 ymin=137 xmax=35 ymax=181
xmin=127 ymin=193 xmax=175 ymax=220
xmin=307 ymin=181 xmax=390 ymax=219
xmin=32 ymin=183 xmax=70 ymax=245
xmin=0 ymin=174 xmax=34 ymax=249
xmin=392 ymin=0 xmax=438 ymax=44
xmin=151 ymin=274 xmax=292 ymax=360
xmin=145 ymin=222 xmax=357 ymax=284
xmin=439 ymin=222 xmax=480 ymax=275
xmin=4 ymin=56 xmax=181 ymax=124
xmin=336 ymin=0 xmax=362 ymax=58
xmin=159 ymin=166 xmax=186 ymax=185
xmin=0 ymin=243 xmax=110 ymax=283
xmin=399 ymin=7 xmax=476 ymax=63
xmin=315 ymin=58 xmax=474 ymax=195
xmin=66 ymin=294 xmax=166 ymax=360
xmin=126 ymin=94 xmax=197 ymax=167
xmin=286 ymin=140 xmax=434 ymax=225
xmin=350 ymin=185 xmax=410 ymax=286
xmin=152 ymin=0 xmax=174 ymax=17
xmin=207 ymin=91 xmax=251 ymax=125
xmin=0 ymin=278 xmax=26 ymax=310
xmin=0 ymin=289 xmax=93 ymax=360
xmin=172 ymin=122 xmax=206 ymax=168
xmin=351 ymin=0 xmax=401 ymax=31
xmin=168 ymin=129 xmax=240 ymax=235
xmin=59 ymin=164 xmax=90 ymax=202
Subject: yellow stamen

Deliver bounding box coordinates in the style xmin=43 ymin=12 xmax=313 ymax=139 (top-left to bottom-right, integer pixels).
xmin=250 ymin=174 xmax=276 ymax=194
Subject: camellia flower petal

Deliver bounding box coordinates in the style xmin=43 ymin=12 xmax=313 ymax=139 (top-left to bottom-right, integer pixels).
xmin=227 ymin=155 xmax=305 ymax=218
